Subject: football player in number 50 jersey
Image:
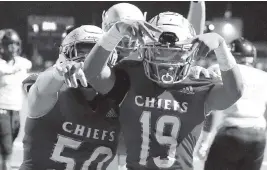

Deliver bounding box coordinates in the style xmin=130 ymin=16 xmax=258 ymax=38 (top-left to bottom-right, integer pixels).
xmin=19 ymin=25 xmax=126 ymax=170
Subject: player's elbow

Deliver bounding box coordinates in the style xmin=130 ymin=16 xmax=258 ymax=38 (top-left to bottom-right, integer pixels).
xmin=234 ymin=81 xmax=244 ymax=100
xmin=230 ymin=69 xmax=244 ymax=102
xmin=222 ymin=66 xmax=244 ymax=103
xmin=27 ymin=84 xmax=39 ymax=107
xmin=225 ymin=78 xmax=244 ymax=106
xmin=87 ymin=66 xmax=115 ymax=95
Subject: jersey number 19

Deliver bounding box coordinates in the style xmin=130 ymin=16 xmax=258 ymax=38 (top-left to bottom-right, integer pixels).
xmin=139 ymin=111 xmax=181 ymax=168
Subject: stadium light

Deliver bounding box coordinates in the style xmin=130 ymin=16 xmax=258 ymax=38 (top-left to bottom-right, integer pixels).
xmin=222 ymin=23 xmax=235 ymax=36
xmin=32 ymin=24 xmax=39 ymax=33
xmin=42 ymin=21 xmax=57 ymax=31
xmin=211 ymin=17 xmax=242 ymax=43
xmin=208 ymin=24 xmax=215 ymax=31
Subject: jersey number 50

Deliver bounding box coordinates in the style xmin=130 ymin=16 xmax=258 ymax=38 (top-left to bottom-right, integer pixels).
xmin=139 ymin=111 xmax=181 ymax=168
xmin=50 ymin=135 xmax=113 ymax=170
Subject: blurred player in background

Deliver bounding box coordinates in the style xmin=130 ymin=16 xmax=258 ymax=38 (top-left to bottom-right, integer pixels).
xmin=195 ymin=37 xmax=266 ymax=170
xmin=0 ymin=29 xmax=32 ymax=170
xmin=19 ymin=25 xmax=124 ymax=170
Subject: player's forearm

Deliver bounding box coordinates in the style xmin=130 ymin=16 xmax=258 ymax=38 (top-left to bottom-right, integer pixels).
xmin=34 ymin=67 xmax=64 ymax=96
xmin=198 ymin=130 xmax=214 ymax=148
xmin=84 ymin=25 xmax=123 ymax=81
xmin=187 ymin=1 xmax=206 ymax=35
xmin=214 ymin=41 xmax=244 ymax=107
xmin=26 ymin=67 xmax=63 ymax=118
xmin=199 ymin=113 xmax=216 ymax=147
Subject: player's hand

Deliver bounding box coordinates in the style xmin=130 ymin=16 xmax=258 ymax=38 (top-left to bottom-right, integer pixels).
xmin=196 ymin=143 xmax=210 ymax=161
xmin=194 ymin=33 xmax=224 ymax=58
xmin=207 ymin=64 xmax=222 ymax=80
xmin=115 ymin=19 xmax=162 ymax=45
xmin=189 ymin=66 xmax=210 ymax=79
xmin=107 ymin=52 xmax=118 ymax=68
xmin=189 ymin=65 xmax=222 ymax=80
xmin=176 ymin=33 xmax=225 ymax=59
xmin=54 ymin=61 xmax=87 ymax=88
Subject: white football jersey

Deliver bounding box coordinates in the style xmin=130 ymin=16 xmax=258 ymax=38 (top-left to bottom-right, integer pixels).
xmin=223 ymin=64 xmax=267 ymax=118
xmin=210 ymin=64 xmax=267 ymax=129
xmin=0 ymin=56 xmax=32 ymax=111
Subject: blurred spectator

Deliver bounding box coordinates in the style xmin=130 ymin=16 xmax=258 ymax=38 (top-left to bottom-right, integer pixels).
xmin=0 ymin=29 xmax=32 ymax=170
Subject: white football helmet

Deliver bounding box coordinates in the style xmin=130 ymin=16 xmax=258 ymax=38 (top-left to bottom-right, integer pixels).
xmin=102 ymin=3 xmax=146 ymax=56
xmin=57 ymin=25 xmax=103 ymax=64
xmin=139 ymin=12 xmax=197 ymax=85
xmin=57 ymin=25 xmax=118 ymax=67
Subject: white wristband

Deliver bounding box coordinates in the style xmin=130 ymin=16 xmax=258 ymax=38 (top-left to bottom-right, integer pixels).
xmin=98 ymin=25 xmax=124 ymax=51
xmin=214 ymin=41 xmax=237 ymax=71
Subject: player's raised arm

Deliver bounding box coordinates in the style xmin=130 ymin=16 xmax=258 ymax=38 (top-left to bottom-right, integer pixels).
xmin=26 ymin=61 xmax=86 ymax=118
xmin=83 ymin=25 xmax=123 ymax=95
xmin=84 ymin=20 xmax=162 ymax=95
xmin=200 ymin=33 xmax=244 ymax=112
xmin=187 ymin=1 xmax=206 ymax=35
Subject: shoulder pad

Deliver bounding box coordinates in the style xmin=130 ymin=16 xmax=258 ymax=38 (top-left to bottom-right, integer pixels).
xmin=22 ymin=73 xmax=39 ymax=93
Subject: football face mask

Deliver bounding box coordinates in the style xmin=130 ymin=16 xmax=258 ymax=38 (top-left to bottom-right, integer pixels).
xmin=61 ymin=41 xmax=95 ymax=62
xmin=139 ymin=32 xmax=198 ymax=85
xmin=59 ymin=25 xmax=104 ymax=63
xmin=116 ymin=36 xmax=139 ymax=57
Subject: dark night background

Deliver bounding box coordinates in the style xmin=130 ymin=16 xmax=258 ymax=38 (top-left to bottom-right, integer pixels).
xmin=0 ymin=1 xmax=265 ymax=41
xmin=0 ymin=1 xmax=266 ymax=65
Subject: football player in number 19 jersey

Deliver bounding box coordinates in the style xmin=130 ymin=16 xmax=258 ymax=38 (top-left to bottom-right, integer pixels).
xmin=19 ymin=25 xmax=125 ymax=170
xmin=83 ymin=6 xmax=244 ymax=169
